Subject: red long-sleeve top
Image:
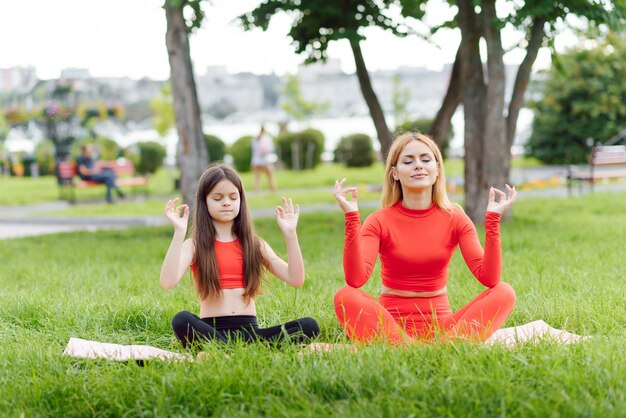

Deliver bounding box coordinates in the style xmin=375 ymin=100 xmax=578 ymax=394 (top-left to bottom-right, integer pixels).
xmin=343 ymin=202 xmax=502 ymax=291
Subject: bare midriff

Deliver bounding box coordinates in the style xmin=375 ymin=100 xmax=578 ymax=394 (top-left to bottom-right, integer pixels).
xmin=199 ymin=288 xmax=256 ymax=318
xmin=380 ymin=284 xmax=447 ymax=298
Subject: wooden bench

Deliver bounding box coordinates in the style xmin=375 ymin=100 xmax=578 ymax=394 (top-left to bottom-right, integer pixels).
xmin=567 ymin=145 xmax=626 ymax=195
xmin=57 ymin=159 xmax=149 ymax=203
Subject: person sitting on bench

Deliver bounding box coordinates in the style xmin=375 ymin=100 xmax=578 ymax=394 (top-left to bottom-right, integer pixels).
xmin=76 ymin=144 xmax=125 ymax=203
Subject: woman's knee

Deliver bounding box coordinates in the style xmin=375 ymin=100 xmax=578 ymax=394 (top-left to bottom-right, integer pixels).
xmin=493 ymin=282 xmax=516 ymax=307
xmin=334 ymin=285 xmax=361 ymax=308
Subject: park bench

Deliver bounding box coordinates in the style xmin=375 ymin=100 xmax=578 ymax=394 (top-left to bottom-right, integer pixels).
xmin=566 ymin=145 xmax=626 ymax=195
xmin=57 ymin=159 xmax=149 ymax=203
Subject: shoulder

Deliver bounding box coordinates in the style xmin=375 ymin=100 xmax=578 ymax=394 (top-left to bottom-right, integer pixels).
xmin=362 ymin=208 xmax=387 ymax=231
xmin=448 ymin=206 xmax=475 ymax=231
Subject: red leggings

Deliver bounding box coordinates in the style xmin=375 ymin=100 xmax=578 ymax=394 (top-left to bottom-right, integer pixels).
xmin=334 ymin=282 xmax=516 ymax=344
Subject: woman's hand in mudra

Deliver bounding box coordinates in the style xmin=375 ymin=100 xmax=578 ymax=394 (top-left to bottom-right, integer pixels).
xmin=486 ymin=184 xmax=517 ymax=215
xmin=334 ymin=178 xmax=359 ymax=214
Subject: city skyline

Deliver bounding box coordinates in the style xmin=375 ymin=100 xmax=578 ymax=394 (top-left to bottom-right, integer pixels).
xmin=0 ymin=0 xmax=578 ymax=81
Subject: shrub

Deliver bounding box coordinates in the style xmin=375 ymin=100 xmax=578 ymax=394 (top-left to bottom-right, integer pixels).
xmin=134 ymin=141 xmax=166 ymax=174
xmin=276 ymin=128 xmax=325 ymax=170
xmin=35 ymin=139 xmax=56 ymax=176
xmin=395 ymin=118 xmax=453 ymax=158
xmin=334 ymin=133 xmax=375 ymax=167
xmin=204 ymin=134 xmax=227 ymax=163
xmin=229 ymin=135 xmax=253 ymax=172
xmin=526 ymin=36 xmax=626 ymax=164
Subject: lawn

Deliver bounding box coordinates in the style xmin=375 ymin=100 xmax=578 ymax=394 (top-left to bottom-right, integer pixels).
xmin=0 ymin=191 xmax=624 ymax=416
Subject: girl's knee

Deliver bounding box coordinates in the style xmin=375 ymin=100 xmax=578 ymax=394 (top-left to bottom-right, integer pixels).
xmin=299 ymin=317 xmax=320 ymax=338
xmin=171 ymin=310 xmax=195 ymax=333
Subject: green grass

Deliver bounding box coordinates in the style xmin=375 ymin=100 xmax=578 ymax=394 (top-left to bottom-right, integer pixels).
xmin=0 ymin=191 xmax=625 ymax=416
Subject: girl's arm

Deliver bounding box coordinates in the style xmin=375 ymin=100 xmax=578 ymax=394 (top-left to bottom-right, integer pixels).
xmin=159 ymin=198 xmax=195 ymax=289
xmin=262 ymin=197 xmax=305 ymax=287
xmin=261 ymin=237 xmax=304 ymax=287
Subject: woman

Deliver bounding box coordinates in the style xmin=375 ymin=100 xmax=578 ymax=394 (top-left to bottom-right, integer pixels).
xmin=333 ymin=132 xmax=517 ymax=344
xmin=251 ymin=124 xmax=277 ymax=193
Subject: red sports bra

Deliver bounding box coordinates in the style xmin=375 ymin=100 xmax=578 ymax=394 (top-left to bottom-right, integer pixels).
xmin=190 ymin=239 xmax=246 ymax=289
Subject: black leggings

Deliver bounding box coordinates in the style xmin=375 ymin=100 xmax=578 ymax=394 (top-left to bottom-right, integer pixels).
xmin=172 ymin=311 xmax=320 ymax=348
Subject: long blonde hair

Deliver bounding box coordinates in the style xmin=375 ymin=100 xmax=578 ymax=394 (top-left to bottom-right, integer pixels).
xmin=381 ymin=132 xmax=459 ymax=211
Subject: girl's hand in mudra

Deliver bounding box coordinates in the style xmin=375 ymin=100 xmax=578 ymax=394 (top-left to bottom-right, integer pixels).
xmin=334 ymin=178 xmax=359 ymax=214
xmin=164 ymin=197 xmax=189 ymax=233
xmin=486 ymin=184 xmax=517 ymax=215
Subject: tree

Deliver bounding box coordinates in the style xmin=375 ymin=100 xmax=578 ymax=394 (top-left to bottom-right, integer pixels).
xmin=281 ymin=74 xmax=329 ymax=122
xmin=392 ymin=74 xmax=410 ymax=127
xmin=239 ymin=0 xmax=420 ymax=158
xmin=164 ymin=0 xmax=208 ymax=207
xmin=150 ymin=82 xmax=175 ymax=138
xmin=400 ymin=0 xmax=625 ymax=222
xmin=526 ymin=33 xmax=626 ymax=164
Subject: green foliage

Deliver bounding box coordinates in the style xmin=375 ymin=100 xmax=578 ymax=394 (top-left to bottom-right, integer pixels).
xmin=229 ymin=135 xmax=254 ymax=173
xmin=35 ymin=139 xmax=56 ymax=176
xmin=334 ymin=133 xmax=375 ymax=167
xmin=150 ymin=83 xmax=175 ymax=137
xmin=395 ymin=117 xmax=453 ymax=158
xmin=526 ymin=34 xmax=626 ymax=164
xmin=240 ymin=0 xmax=413 ymax=63
xmin=133 ymin=141 xmax=167 ymax=175
xmin=392 ymin=74 xmax=410 ymax=126
xmin=0 ymin=109 xmax=7 ymax=140
xmin=204 ymin=134 xmax=226 ymax=163
xmin=276 ymin=129 xmax=325 ymax=170
xmin=281 ymin=74 xmax=329 ymax=121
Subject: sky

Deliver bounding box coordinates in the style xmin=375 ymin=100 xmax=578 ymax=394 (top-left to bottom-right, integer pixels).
xmin=0 ymin=0 xmax=577 ymax=80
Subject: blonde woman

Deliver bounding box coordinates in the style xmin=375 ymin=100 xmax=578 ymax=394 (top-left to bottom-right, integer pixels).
xmin=333 ymin=132 xmax=517 ymax=344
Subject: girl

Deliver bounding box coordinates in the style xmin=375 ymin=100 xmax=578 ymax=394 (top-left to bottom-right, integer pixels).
xmin=333 ymin=132 xmax=517 ymax=344
xmin=160 ymin=163 xmax=319 ymax=348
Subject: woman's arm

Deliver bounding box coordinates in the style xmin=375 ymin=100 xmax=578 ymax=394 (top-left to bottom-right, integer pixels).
xmin=159 ymin=198 xmax=195 ymax=289
xmin=334 ymin=179 xmax=380 ymax=288
xmin=457 ymin=211 xmax=502 ymax=288
xmin=458 ymin=185 xmax=517 ymax=288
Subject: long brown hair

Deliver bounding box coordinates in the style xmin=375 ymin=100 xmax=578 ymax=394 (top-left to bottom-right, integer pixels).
xmin=192 ymin=163 xmax=265 ymax=301
xmin=381 ymin=132 xmax=459 ymax=211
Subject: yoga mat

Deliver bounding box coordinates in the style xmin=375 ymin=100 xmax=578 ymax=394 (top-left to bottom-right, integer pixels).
xmin=63 ymin=337 xmax=192 ymax=362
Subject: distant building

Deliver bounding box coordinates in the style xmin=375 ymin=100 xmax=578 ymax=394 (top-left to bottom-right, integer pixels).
xmin=0 ymin=66 xmax=37 ymax=93
xmin=196 ymin=66 xmax=264 ymax=114
xmin=60 ymin=67 xmax=91 ymax=80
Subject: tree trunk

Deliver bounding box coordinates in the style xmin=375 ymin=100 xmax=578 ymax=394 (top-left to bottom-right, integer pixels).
xmin=349 ymin=39 xmax=392 ymax=159
xmin=457 ymin=0 xmax=487 ymax=223
xmin=506 ymin=17 xmax=545 ymax=149
xmin=165 ymin=1 xmax=208 ymax=208
xmin=481 ymin=0 xmax=509 ymax=203
xmin=429 ymin=45 xmax=463 ymax=152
